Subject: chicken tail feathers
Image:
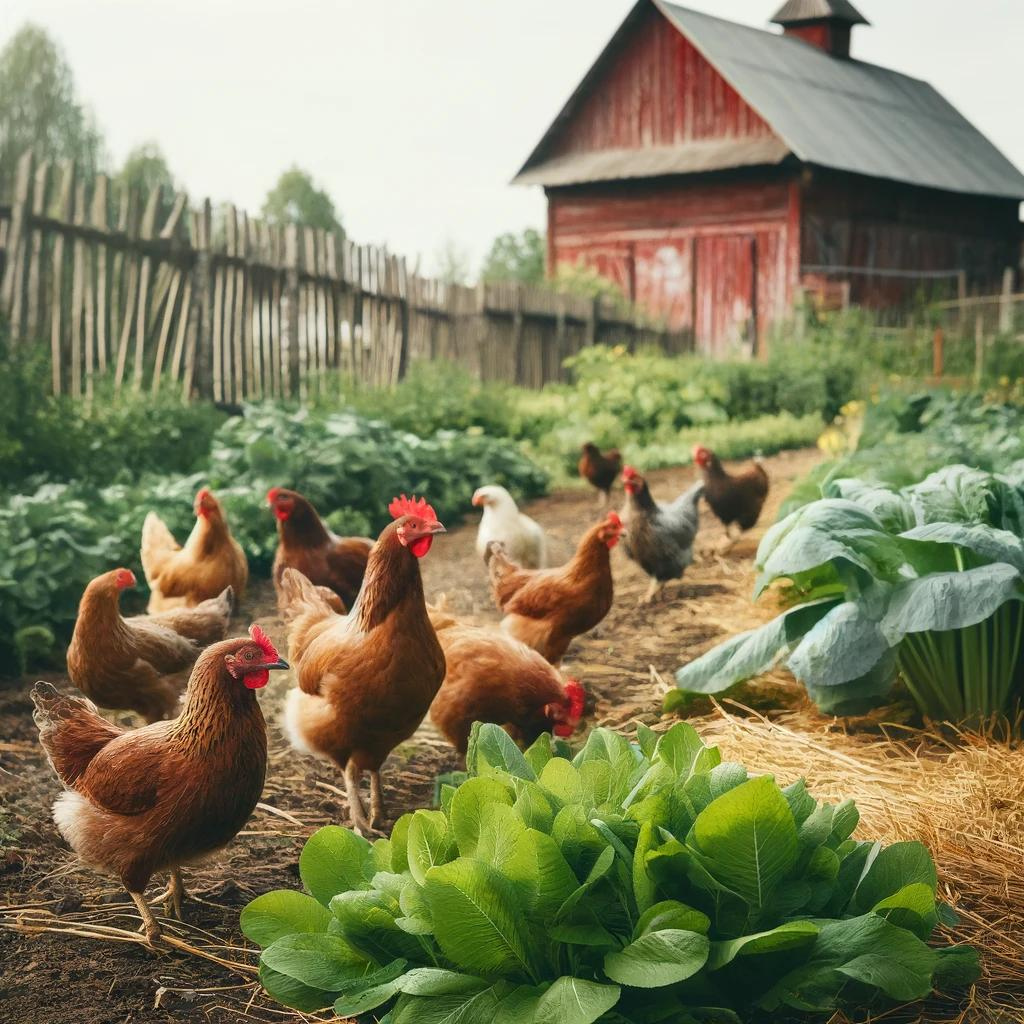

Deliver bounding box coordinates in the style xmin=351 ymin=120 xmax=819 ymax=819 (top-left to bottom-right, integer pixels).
xmin=280 ymin=567 xmax=337 ymax=624
xmin=140 ymin=510 xmax=180 ymax=582
xmin=32 ymin=681 xmax=122 ymax=790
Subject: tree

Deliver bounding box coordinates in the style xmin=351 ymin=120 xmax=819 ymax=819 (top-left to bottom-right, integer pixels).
xmin=0 ymin=24 xmax=104 ymax=189
xmin=481 ymin=227 xmax=546 ymax=285
xmin=434 ymin=239 xmax=473 ymax=286
xmin=116 ymin=142 xmax=175 ymax=197
xmin=262 ymin=166 xmax=343 ymax=234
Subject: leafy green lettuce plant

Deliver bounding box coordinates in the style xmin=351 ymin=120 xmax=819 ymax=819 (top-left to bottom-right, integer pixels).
xmin=240 ymin=723 xmax=976 ymax=1023
xmin=673 ymin=465 xmax=1024 ymax=719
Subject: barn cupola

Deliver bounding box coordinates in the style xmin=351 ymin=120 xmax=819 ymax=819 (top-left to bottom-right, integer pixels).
xmin=770 ymin=0 xmax=869 ymax=59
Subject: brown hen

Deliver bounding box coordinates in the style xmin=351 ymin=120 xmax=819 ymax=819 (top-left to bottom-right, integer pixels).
xmin=33 ymin=626 xmax=287 ymax=942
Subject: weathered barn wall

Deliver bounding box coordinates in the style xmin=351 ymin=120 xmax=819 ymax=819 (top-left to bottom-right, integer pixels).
xmin=540 ymin=4 xmax=797 ymax=355
xmin=547 ymin=3 xmax=775 ymax=158
xmin=547 ymin=171 xmax=797 ymax=356
xmin=800 ymin=170 xmax=1021 ymax=306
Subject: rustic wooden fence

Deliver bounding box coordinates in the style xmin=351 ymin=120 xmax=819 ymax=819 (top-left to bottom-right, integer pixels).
xmin=0 ymin=151 xmax=686 ymax=401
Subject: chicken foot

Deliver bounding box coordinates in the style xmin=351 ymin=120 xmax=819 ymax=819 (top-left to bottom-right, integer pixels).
xmin=641 ymin=579 xmax=665 ymax=605
xmin=344 ymin=762 xmax=371 ymax=836
xmin=148 ymin=868 xmax=186 ymax=920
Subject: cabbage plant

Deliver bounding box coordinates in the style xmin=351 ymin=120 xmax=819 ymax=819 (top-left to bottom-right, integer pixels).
xmin=240 ymin=723 xmax=976 ymax=1022
xmin=673 ymin=466 xmax=1024 ymax=720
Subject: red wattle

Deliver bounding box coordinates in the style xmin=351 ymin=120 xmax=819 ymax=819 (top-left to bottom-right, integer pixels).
xmin=409 ymin=535 xmax=433 ymax=558
xmin=245 ymin=670 xmax=270 ymax=690
xmin=274 ymin=507 xmax=290 ymax=522
xmin=553 ymin=722 xmax=574 ymax=737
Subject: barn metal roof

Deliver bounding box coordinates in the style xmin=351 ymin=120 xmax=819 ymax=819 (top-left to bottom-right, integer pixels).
xmin=660 ymin=1 xmax=1024 ymax=198
xmin=514 ymin=0 xmax=1024 ymax=200
xmin=513 ymin=137 xmax=790 ymax=187
xmin=770 ymin=0 xmax=869 ymax=26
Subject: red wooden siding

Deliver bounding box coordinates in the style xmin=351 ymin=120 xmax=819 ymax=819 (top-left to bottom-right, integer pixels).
xmin=548 ymin=4 xmax=775 ymax=159
xmin=548 ymin=175 xmax=798 ymax=355
xmin=800 ymin=171 xmax=1021 ymax=305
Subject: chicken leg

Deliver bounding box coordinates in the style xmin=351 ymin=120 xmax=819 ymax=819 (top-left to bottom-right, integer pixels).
xmin=130 ymin=890 xmax=163 ymax=944
xmin=641 ymin=579 xmax=665 ymax=605
xmin=369 ymin=770 xmax=385 ymax=828
xmin=344 ymin=762 xmax=371 ymax=836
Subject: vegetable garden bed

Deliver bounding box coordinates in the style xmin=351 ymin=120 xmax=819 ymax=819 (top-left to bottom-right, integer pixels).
xmin=1 ymin=448 xmax=1020 ymax=1022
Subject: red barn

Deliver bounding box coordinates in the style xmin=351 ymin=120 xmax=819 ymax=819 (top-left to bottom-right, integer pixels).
xmin=514 ymin=0 xmax=1024 ymax=355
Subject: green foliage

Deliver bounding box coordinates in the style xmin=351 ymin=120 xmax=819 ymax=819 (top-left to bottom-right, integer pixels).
xmin=242 ymin=723 xmax=976 ymax=1021
xmin=434 ymin=238 xmax=473 ymax=286
xmin=262 ymin=166 xmax=343 ymax=235
xmin=115 ymin=141 xmax=175 ymax=197
xmin=0 ymin=402 xmax=546 ymax=675
xmin=675 ymin=391 xmax=1024 ymax=722
xmin=0 ymin=23 xmax=104 ymax=189
xmin=506 ymin=344 xmax=856 ymax=482
xmin=0 ymin=334 xmax=225 ymax=490
xmin=329 ymin=361 xmax=518 ymax=438
xmin=482 ymin=228 xmax=546 ymax=285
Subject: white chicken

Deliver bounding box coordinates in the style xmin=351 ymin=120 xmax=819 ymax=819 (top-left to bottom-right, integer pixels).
xmin=472 ymin=485 xmax=547 ymax=569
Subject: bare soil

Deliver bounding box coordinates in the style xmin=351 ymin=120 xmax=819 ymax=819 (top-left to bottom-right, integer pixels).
xmin=1 ymin=448 xmax=990 ymax=1024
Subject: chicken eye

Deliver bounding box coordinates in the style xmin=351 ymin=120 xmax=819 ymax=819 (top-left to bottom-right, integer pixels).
xmin=243 ymin=649 xmax=255 ymax=661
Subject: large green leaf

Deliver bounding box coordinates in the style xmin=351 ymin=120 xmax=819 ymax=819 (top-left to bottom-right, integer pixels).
xmin=880 ymin=563 xmax=1022 ymax=642
xmin=258 ymin=963 xmax=334 ymax=1013
xmin=903 ymin=465 xmax=994 ymax=527
xmin=787 ymin=600 xmax=891 ymax=688
xmin=424 ymin=858 xmax=534 ymax=979
xmin=688 ymin=777 xmax=799 ymax=914
xmin=901 ymin=521 xmax=1024 ymax=573
xmin=390 ymin=985 xmax=507 ymax=1024
xmin=240 ymin=889 xmax=331 ymax=947
xmin=407 ymin=810 xmax=457 ymax=886
xmin=260 ymin=933 xmax=372 ymax=991
xmin=450 ymin=776 xmax=514 ymax=858
xmin=761 ymin=914 xmax=939 ymax=1011
xmin=467 ymin=721 xmax=536 ymax=780
xmin=505 ymin=827 xmax=579 ymax=916
xmin=603 ymin=929 xmax=710 ymax=988
xmin=824 ymin=478 xmax=915 ymax=533
xmin=299 ymin=825 xmax=376 ymax=906
xmin=671 ymin=598 xmax=841 ymax=702
xmin=535 ymin=977 xmax=621 ymax=1024
xmin=756 ymin=500 xmax=905 ymax=592
xmin=706 ymin=921 xmax=819 ymax=971
xmin=851 ymin=841 xmax=938 ymax=913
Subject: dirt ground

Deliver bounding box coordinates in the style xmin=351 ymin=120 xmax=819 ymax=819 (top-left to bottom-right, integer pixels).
xmin=0 ymin=447 xmax=983 ymax=1024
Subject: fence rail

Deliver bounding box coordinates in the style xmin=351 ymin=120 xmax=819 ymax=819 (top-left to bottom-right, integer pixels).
xmin=0 ymin=151 xmax=687 ymax=401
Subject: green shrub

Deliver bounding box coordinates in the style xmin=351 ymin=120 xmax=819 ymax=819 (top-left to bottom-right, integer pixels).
xmin=0 ymin=405 xmax=547 ymax=674
xmin=676 ymin=390 xmax=1024 ymax=722
xmin=241 ymin=722 xmax=976 ymax=1022
xmin=0 ymin=326 xmax=225 ymax=489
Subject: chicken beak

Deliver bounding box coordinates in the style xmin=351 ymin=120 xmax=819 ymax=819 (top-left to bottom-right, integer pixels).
xmin=423 ymin=520 xmax=447 ymax=535
xmin=263 ymin=658 xmax=290 ymax=671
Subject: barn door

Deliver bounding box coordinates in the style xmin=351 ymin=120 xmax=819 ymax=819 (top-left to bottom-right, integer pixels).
xmin=695 ymin=234 xmax=757 ymax=357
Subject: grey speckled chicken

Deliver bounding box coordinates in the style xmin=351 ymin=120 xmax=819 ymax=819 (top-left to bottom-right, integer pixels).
xmin=620 ymin=465 xmax=704 ymax=604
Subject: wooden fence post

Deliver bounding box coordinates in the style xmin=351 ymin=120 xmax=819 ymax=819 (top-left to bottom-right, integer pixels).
xmin=999 ymin=266 xmax=1014 ymax=334
xmin=49 ymin=161 xmax=75 ymax=395
xmin=974 ymin=314 xmax=985 ymax=387
xmin=282 ymin=224 xmax=300 ymax=398
xmin=932 ymin=326 xmax=944 ymax=379
xmin=1 ymin=149 xmax=34 ymax=340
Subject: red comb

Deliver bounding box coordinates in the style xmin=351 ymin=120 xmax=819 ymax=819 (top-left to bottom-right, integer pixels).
xmin=606 ymin=511 xmax=622 ymax=528
xmin=267 ymin=487 xmax=285 ymax=504
xmin=389 ymin=494 xmax=437 ymax=521
xmin=249 ymin=624 xmax=279 ymax=661
xmin=623 ymin=465 xmax=638 ymax=479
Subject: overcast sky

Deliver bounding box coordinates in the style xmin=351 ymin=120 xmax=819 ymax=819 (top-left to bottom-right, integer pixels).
xmin=2 ymin=1 xmax=1022 ymax=274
